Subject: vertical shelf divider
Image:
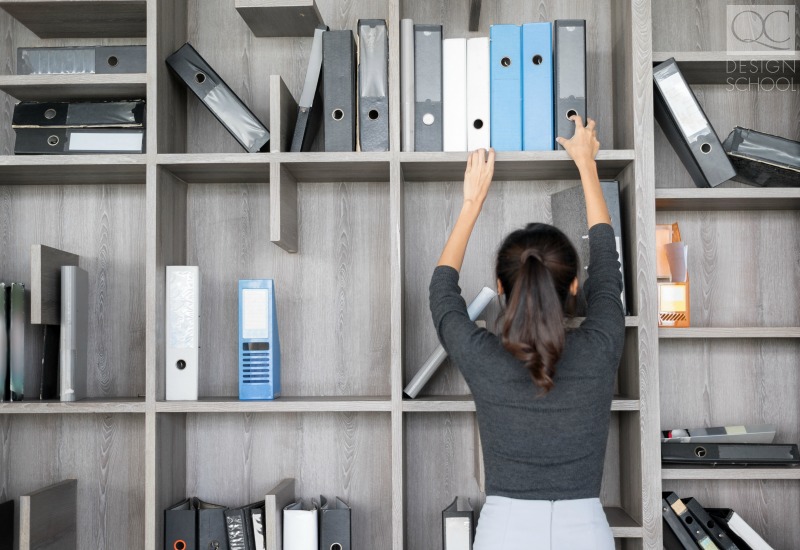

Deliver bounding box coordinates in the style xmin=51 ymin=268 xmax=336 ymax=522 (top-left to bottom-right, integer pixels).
xmin=270 ymin=162 xmax=299 ymax=253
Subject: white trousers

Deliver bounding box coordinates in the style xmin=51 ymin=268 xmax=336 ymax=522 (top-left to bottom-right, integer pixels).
xmin=473 ymin=495 xmax=615 ymax=550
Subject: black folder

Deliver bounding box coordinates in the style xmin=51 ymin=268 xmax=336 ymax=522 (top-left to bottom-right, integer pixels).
xmin=442 ymin=497 xmax=474 ymax=550
xmin=683 ymin=497 xmax=740 ymax=550
xmin=165 ymin=498 xmax=196 ymax=550
xmin=322 ymin=30 xmax=357 ymax=152
xmin=39 ymin=325 xmax=60 ymax=400
xmin=662 ymin=496 xmax=696 ymax=550
xmin=15 ymin=128 xmax=145 ymax=154
xmin=290 ymin=26 xmax=327 ymax=152
xmin=13 ymin=100 xmax=146 ymax=128
xmin=195 ymin=498 xmax=229 ymax=550
xmin=554 ymin=20 xmax=586 ymax=147
xmin=653 ymin=58 xmax=736 ymax=187
xmin=358 ymin=19 xmax=389 ymax=152
xmin=413 ymin=24 xmax=443 ymax=152
xmin=17 ymin=45 xmax=146 ymax=75
xmin=166 ymin=43 xmax=270 ymax=153
xmin=0 ymin=499 xmax=12 ymax=550
xmin=664 ymin=492 xmax=721 ymax=549
xmin=319 ymin=496 xmax=351 ymax=550
xmin=723 ymin=127 xmax=800 ymax=187
xmin=661 ymin=442 xmax=800 ymax=467
xmin=224 ymin=500 xmax=264 ymax=550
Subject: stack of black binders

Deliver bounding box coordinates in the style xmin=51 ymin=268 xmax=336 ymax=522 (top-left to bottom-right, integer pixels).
xmin=165 ymin=497 xmax=265 ymax=550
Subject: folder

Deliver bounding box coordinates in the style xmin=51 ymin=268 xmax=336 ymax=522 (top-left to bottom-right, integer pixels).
xmin=17 ymin=45 xmax=146 ymax=75
xmin=15 ymin=128 xmax=145 ymax=154
xmin=653 ymin=58 xmax=735 ymax=187
xmin=196 ymin=498 xmax=230 ymax=550
xmin=322 ymin=30 xmax=357 ymax=152
xmin=553 ymin=20 xmax=586 ymax=148
xmin=413 ymin=24 xmax=443 ymax=152
xmin=660 ymin=442 xmax=800 ymax=467
xmin=226 ymin=500 xmax=265 ymax=550
xmin=490 ymin=25 xmax=522 ymax=151
xmin=442 ymin=497 xmax=474 ymax=550
xmin=664 ymin=492 xmax=720 ymax=550
xmin=60 ymin=266 xmax=88 ymax=402
xmin=442 ymin=38 xmax=467 ymax=152
xmin=662 ymin=424 xmax=776 ymax=444
xmin=0 ymin=499 xmax=12 ymax=550
xmin=39 ymin=324 xmax=60 ymax=400
xmin=238 ymin=280 xmax=281 ymax=400
xmin=662 ymin=496 xmax=697 ymax=550
xmin=283 ymin=500 xmax=318 ymax=550
xmin=723 ymin=127 xmax=800 ymax=187
xmin=404 ymin=286 xmax=497 ymax=398
xmin=319 ymin=496 xmax=351 ymax=550
xmin=358 ymin=19 xmax=389 ymax=152
xmin=166 ymin=43 xmax=270 ymax=153
xmin=682 ymin=498 xmax=739 ymax=550
xmin=550 ymin=181 xmax=627 ymax=315
xmin=290 ymin=26 xmax=327 ymax=152
xmin=706 ymin=509 xmax=774 ymax=550
xmin=8 ymin=282 xmax=24 ymax=401
xmin=522 ymin=22 xmax=554 ymax=151
xmin=466 ymin=37 xmax=490 ymax=151
xmin=165 ymin=498 xmax=196 ymax=550
xmin=264 ymin=479 xmax=295 ymax=550
xmin=0 ymin=284 xmax=8 ymax=402
xmin=400 ymin=18 xmax=415 ymax=151
xmin=13 ymin=100 xmax=146 ymax=128
xmin=166 ymin=266 xmax=200 ymax=401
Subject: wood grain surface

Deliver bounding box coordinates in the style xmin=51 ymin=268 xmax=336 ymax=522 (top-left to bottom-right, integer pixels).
xmin=0 ymin=1 xmax=146 ymax=39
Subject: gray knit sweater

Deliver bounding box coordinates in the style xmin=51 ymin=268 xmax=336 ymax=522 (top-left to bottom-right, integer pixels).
xmin=429 ymin=223 xmax=625 ymax=500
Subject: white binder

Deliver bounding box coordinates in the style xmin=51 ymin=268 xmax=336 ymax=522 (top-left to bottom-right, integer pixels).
xmin=283 ymin=500 xmax=318 ymax=550
xmin=60 ymin=266 xmax=88 ymax=402
xmin=443 ymin=38 xmax=468 ymax=152
xmin=166 ymin=266 xmax=200 ymax=401
xmin=466 ymin=37 xmax=490 ymax=151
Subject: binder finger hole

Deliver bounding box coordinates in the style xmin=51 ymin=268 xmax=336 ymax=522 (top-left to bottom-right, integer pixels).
xmin=174 ymin=541 xmax=186 ymax=550
xmin=368 ymin=109 xmax=379 ymax=120
xmin=331 ymin=545 xmax=343 ymax=550
xmin=332 ymin=109 xmax=344 ymax=121
xmin=532 ymin=54 xmax=543 ymax=65
xmin=423 ymin=113 xmax=435 ymax=126
xmin=44 ymin=108 xmax=57 ymax=120
xmin=501 ymin=56 xmax=511 ymax=67
xmin=566 ymin=109 xmax=578 ymax=120
xmin=700 ymin=143 xmax=712 ymax=154
xmin=473 ymin=119 xmax=484 ymax=130
xmin=694 ymin=446 xmax=707 ymax=458
xmin=47 ymin=135 xmax=59 ymax=146
xmin=107 ymin=55 xmax=118 ymax=67
xmin=195 ymin=72 xmax=206 ymax=84
xmin=176 ymin=359 xmax=186 ymax=370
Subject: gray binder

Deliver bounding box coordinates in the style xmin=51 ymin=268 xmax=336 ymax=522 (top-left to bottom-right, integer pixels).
xmin=358 ymin=19 xmax=389 ymax=152
xmin=554 ymin=20 xmax=586 ymax=148
xmin=319 ymin=496 xmax=351 ymax=550
xmin=400 ymin=18 xmax=415 ymax=152
xmin=322 ymin=30 xmax=356 ymax=152
xmin=17 ymin=45 xmax=146 ymax=75
xmin=654 ymin=58 xmax=736 ymax=188
xmin=60 ymin=266 xmax=88 ymax=402
xmin=15 ymin=128 xmax=145 ymax=154
xmin=550 ymin=181 xmax=627 ymax=315
xmin=414 ymin=24 xmax=443 ymax=151
xmin=442 ymin=497 xmax=474 ymax=550
xmin=0 ymin=284 xmax=8 ymax=402
xmin=13 ymin=100 xmax=146 ymax=128
xmin=8 ymin=283 xmax=25 ymax=401
xmin=290 ymin=26 xmax=327 ymax=152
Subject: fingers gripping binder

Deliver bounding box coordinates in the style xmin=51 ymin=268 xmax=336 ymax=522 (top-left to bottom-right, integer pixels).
xmin=553 ymin=20 xmax=586 ymax=148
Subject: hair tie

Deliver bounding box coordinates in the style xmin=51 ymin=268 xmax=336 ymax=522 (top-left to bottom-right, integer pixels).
xmin=520 ymin=249 xmax=543 ymax=264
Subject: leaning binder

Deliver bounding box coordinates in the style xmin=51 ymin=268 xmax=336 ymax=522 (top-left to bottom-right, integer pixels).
xmin=322 ymin=30 xmax=357 ymax=152
xmin=164 ymin=498 xmax=197 ymax=550
xmin=15 ymin=128 xmax=145 ymax=154
xmin=664 ymin=492 xmax=720 ymax=550
xmin=319 ymin=496 xmax=351 ymax=550
xmin=661 ymin=442 xmax=800 ymax=467
xmin=166 ymin=43 xmax=270 ymax=153
xmin=400 ymin=18 xmax=415 ymax=151
xmin=653 ymin=58 xmax=735 ymax=187
xmin=60 ymin=266 xmax=88 ymax=402
xmin=662 ymin=497 xmax=697 ymax=550
xmin=13 ymin=100 xmax=146 ymax=128
xmin=490 ymin=24 xmax=522 ymax=151
xmin=290 ymin=26 xmax=327 ymax=152
xmin=682 ymin=498 xmax=739 ymax=550
xmin=522 ymin=22 xmax=554 ymax=151
xmin=707 ymin=509 xmax=774 ymax=550
xmin=8 ymin=283 xmax=24 ymax=401
xmin=414 ymin=24 xmax=443 ymax=152
xmin=17 ymin=45 xmax=146 ymax=75
xmin=442 ymin=38 xmax=467 ymax=152
xmin=553 ymin=20 xmax=586 ymax=148
xmin=358 ymin=19 xmax=389 ymax=152
xmin=226 ymin=500 xmax=265 ymax=550
xmin=722 ymin=127 xmax=800 ymax=188
xmin=442 ymin=497 xmax=474 ymax=550
xmin=466 ymin=37 xmax=490 ymax=151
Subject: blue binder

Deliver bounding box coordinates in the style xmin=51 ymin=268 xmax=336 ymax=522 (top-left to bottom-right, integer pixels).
xmin=238 ymin=280 xmax=281 ymax=400
xmin=490 ymin=25 xmax=522 ymax=151
xmin=522 ymin=22 xmax=554 ymax=151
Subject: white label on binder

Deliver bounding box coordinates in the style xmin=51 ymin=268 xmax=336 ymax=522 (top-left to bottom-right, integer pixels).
xmin=68 ymin=131 xmax=143 ymax=151
xmin=659 ymin=72 xmax=707 ymax=139
xmin=242 ymin=288 xmax=269 ymax=338
xmin=444 ymin=517 xmax=471 ymax=550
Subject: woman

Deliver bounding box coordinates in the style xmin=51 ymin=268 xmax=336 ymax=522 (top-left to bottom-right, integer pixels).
xmin=429 ymin=115 xmax=624 ymax=549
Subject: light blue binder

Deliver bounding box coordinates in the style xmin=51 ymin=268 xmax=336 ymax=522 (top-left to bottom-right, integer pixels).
xmin=238 ymin=279 xmax=281 ymax=400
xmin=522 ymin=22 xmax=554 ymax=151
xmin=490 ymin=24 xmax=522 ymax=151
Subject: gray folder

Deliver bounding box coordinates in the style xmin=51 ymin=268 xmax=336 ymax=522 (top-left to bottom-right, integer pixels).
xmin=554 ymin=20 xmax=586 ymax=148
xmin=60 ymin=266 xmax=88 ymax=402
xmin=319 ymin=496 xmax=351 ymax=550
xmin=358 ymin=19 xmax=389 ymax=152
xmin=322 ymin=30 xmax=357 ymax=152
xmin=414 ymin=24 xmax=443 ymax=152
xmin=290 ymin=26 xmax=327 ymax=152
xmin=8 ymin=283 xmax=25 ymax=401
xmin=17 ymin=45 xmax=146 ymax=75
xmin=400 ymin=19 xmax=415 ymax=151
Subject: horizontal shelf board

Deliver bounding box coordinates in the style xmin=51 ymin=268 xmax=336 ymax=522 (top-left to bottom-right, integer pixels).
xmin=155 ymin=396 xmax=392 ymax=413
xmin=653 ymin=51 xmax=800 ymax=85
xmin=662 ymin=467 xmax=800 ymax=480
xmin=403 ymin=395 xmax=639 ymax=412
xmin=0 ymin=1 xmax=146 ymax=38
xmin=0 ymin=154 xmax=146 ymax=184
xmin=656 ymin=187 xmax=800 ymax=211
xmin=0 ymin=73 xmax=146 ymax=101
xmin=235 ymin=0 xmax=324 ymax=38
xmin=400 ymin=150 xmax=635 ymax=182
xmin=568 ymin=316 xmax=639 ymax=328
xmin=275 ymin=152 xmax=391 ymax=182
xmin=158 ymin=154 xmax=269 ymax=184
xmin=604 ymin=506 xmax=643 ymax=538
xmin=660 ymin=327 xmax=800 ymax=339
xmin=0 ymin=398 xmax=145 ymax=414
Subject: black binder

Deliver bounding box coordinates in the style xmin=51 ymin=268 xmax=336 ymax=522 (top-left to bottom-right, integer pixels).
xmin=195 ymin=498 xmax=229 ymax=550
xmin=319 ymin=496 xmax=351 ymax=550
xmin=166 ymin=43 xmax=270 ymax=153
xmin=13 ymin=100 xmax=146 ymax=128
xmin=0 ymin=499 xmax=12 ymax=550
xmin=358 ymin=19 xmax=389 ymax=152
xmin=322 ymin=30 xmax=357 ymax=152
xmin=224 ymin=500 xmax=264 ymax=550
xmin=17 ymin=45 xmax=146 ymax=75
xmin=662 ymin=497 xmax=696 ymax=550
xmin=15 ymin=128 xmax=145 ymax=154
xmin=164 ymin=498 xmax=196 ymax=550
xmin=664 ymin=492 xmax=721 ymax=549
xmin=442 ymin=497 xmax=474 ymax=550
xmin=413 ymin=24 xmax=443 ymax=152
xmin=661 ymin=442 xmax=800 ymax=467
xmin=39 ymin=325 xmax=60 ymax=400
xmin=683 ymin=497 xmax=740 ymax=550
xmin=653 ymin=58 xmax=736 ymax=188
xmin=290 ymin=26 xmax=327 ymax=152
xmin=723 ymin=127 xmax=800 ymax=188
xmin=554 ymin=20 xmax=586 ymax=147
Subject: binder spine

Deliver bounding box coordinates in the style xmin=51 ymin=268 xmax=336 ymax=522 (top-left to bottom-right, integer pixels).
xmin=291 ymin=26 xmax=326 ymax=152
xmin=17 ymin=46 xmax=146 ymax=75
xmin=12 ymin=100 xmax=146 ymax=128
xmin=400 ymin=19 xmax=415 ymax=152
xmin=358 ymin=20 xmax=390 ymax=152
xmin=8 ymin=283 xmax=25 ymax=401
xmin=59 ymin=267 xmax=88 ymax=402
xmin=466 ymin=37 xmax=490 ymax=151
xmin=442 ymin=38 xmax=467 ymax=152
xmin=14 ymin=128 xmax=145 ymax=154
xmin=322 ymin=30 xmax=357 ymax=152
xmin=553 ymin=20 xmax=586 ymax=149
xmin=490 ymin=24 xmax=523 ymax=151
xmin=413 ymin=24 xmax=443 ymax=152
xmin=522 ymin=23 xmax=554 ymax=151
xmin=166 ymin=266 xmax=200 ymax=401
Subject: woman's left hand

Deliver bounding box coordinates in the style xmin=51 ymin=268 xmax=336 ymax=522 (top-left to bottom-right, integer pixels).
xmin=463 ymin=148 xmax=496 ymax=209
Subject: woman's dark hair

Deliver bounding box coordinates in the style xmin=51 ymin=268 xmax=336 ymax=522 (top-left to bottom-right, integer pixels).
xmin=496 ymin=223 xmax=579 ymax=394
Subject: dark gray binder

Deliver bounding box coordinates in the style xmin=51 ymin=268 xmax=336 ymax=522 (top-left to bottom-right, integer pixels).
xmin=164 ymin=498 xmax=196 ymax=550
xmin=723 ymin=127 xmax=800 ymax=188
xmin=682 ymin=498 xmax=739 ymax=550
xmin=322 ymin=30 xmax=356 ymax=152
xmin=195 ymin=498 xmax=230 ymax=550
xmin=661 ymin=442 xmax=800 ymax=466
xmin=554 ymin=20 xmax=586 ymax=148
xmin=0 ymin=284 xmax=8 ymax=402
xmin=8 ymin=283 xmax=24 ymax=401
xmin=550 ymin=181 xmax=627 ymax=315
xmin=442 ymin=497 xmax=474 ymax=550
xmin=662 ymin=497 xmax=697 ymax=550
xmin=653 ymin=58 xmax=735 ymax=187
xmin=13 ymin=100 xmax=146 ymax=128
xmin=290 ymin=26 xmax=327 ymax=152
xmin=166 ymin=43 xmax=270 ymax=153
xmin=319 ymin=496 xmax=351 ymax=550
xmin=358 ymin=19 xmax=389 ymax=152
xmin=15 ymin=128 xmax=145 ymax=154
xmin=413 ymin=24 xmax=443 ymax=152
xmin=17 ymin=45 xmax=146 ymax=75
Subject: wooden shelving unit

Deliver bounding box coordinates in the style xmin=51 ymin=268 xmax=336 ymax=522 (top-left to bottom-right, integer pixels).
xmin=0 ymin=73 xmax=147 ymax=101
xmin=0 ymin=0 xmax=146 ymax=38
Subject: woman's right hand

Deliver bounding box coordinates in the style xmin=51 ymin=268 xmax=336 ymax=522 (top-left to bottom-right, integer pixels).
xmin=556 ymin=115 xmax=599 ymax=171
